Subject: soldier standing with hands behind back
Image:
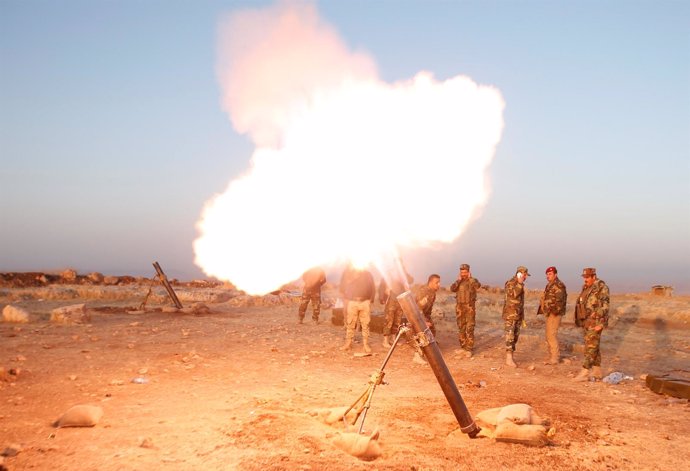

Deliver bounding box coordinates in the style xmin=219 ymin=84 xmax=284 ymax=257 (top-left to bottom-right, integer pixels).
xmin=502 ymin=266 xmax=529 ymax=368
xmin=573 ymin=268 xmax=610 ymax=382
xmin=450 ymin=264 xmax=481 ymax=358
xmin=538 ymin=266 xmax=567 ymax=365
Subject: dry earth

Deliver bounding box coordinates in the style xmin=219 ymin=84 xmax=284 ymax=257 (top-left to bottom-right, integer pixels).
xmin=1 ymin=281 xmax=689 ymax=470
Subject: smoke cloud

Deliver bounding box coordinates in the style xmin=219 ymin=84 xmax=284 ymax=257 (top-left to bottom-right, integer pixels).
xmin=194 ymin=1 xmax=505 ymax=294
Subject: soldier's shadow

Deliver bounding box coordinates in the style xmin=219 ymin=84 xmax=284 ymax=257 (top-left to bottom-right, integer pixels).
xmin=606 ymin=303 xmax=641 ymax=367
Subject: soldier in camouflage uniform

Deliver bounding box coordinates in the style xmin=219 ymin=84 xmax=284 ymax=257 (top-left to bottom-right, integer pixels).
xmin=380 ymin=264 xmax=413 ymax=348
xmin=538 ymin=266 xmax=567 ymax=365
xmin=415 ymin=274 xmax=441 ymax=336
xmin=450 ymin=264 xmax=481 ymax=357
xmin=573 ymin=267 xmax=610 ymax=382
xmin=297 ymin=267 xmax=327 ymax=324
xmin=502 ymin=266 xmax=530 ymax=367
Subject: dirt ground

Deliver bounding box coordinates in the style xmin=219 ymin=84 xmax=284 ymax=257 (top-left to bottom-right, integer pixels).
xmin=1 ymin=283 xmax=689 ymax=470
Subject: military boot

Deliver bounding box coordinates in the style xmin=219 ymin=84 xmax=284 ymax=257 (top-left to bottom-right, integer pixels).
xmin=382 ymin=335 xmax=391 ymax=348
xmin=505 ymin=352 xmax=517 ymax=368
xmin=573 ymin=367 xmax=590 ymax=382
xmin=340 ymin=339 xmax=352 ymax=351
xmin=544 ymin=355 xmax=559 ymax=365
xmin=591 ymin=366 xmax=603 ymax=380
xmin=363 ymin=336 xmax=372 ymax=354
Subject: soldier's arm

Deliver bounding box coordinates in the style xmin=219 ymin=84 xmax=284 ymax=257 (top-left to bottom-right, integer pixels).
xmin=450 ymin=280 xmax=460 ymax=292
xmin=473 ymin=278 xmax=481 ymax=289
xmin=594 ymin=283 xmax=610 ymax=328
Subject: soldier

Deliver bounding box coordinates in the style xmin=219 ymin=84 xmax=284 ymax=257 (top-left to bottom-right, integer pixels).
xmin=538 ymin=266 xmax=567 ymax=364
xmin=573 ymin=268 xmax=610 ymax=382
xmin=340 ymin=265 xmax=376 ymax=355
xmin=502 ymin=266 xmax=530 ymax=367
xmin=297 ymin=266 xmax=327 ymax=324
xmin=449 ymin=264 xmax=481 ymax=357
xmin=415 ymin=274 xmax=441 ymax=336
xmin=380 ymin=263 xmax=413 ymax=348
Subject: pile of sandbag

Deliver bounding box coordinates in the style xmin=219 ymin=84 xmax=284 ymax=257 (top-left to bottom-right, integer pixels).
xmin=475 ymin=403 xmax=553 ymax=446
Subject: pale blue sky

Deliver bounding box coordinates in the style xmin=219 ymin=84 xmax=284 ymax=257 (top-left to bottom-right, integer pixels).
xmin=1 ymin=0 xmax=689 ymax=293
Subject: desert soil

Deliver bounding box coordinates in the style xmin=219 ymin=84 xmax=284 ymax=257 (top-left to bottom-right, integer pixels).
xmin=1 ymin=283 xmax=689 ymax=471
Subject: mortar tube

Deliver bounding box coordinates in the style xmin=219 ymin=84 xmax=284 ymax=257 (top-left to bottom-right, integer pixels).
xmin=397 ymin=290 xmax=480 ymax=438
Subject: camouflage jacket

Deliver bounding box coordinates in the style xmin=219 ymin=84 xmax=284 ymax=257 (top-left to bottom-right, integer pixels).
xmin=415 ymin=285 xmax=437 ymax=320
xmin=575 ymin=279 xmax=610 ymax=329
xmin=450 ymin=277 xmax=481 ymax=305
xmin=502 ymin=277 xmax=525 ymax=320
xmin=540 ymin=277 xmax=567 ymax=316
xmin=302 ymin=267 xmax=326 ymax=294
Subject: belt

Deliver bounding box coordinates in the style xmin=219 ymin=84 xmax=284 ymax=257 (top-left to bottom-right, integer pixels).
xmin=350 ymin=297 xmax=370 ymax=302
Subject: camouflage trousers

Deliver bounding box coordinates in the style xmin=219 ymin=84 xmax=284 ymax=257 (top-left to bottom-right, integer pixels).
xmin=456 ymin=303 xmax=476 ymax=350
xmin=582 ymin=327 xmax=603 ymax=369
xmin=298 ymin=291 xmax=321 ymax=321
xmin=346 ymin=300 xmax=371 ymax=341
xmin=503 ymin=316 xmax=523 ymax=352
xmin=382 ymin=298 xmax=403 ymax=336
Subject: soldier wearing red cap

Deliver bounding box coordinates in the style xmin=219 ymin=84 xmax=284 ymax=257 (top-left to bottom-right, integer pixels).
xmin=573 ymin=268 xmax=610 ymax=382
xmin=538 ymin=266 xmax=567 ymax=364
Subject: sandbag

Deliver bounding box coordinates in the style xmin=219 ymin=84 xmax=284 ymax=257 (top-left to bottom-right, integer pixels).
xmin=54 ymin=405 xmax=103 ymax=428
xmin=496 ymin=403 xmax=532 ymax=425
xmin=494 ymin=422 xmax=548 ymax=447
xmin=307 ymin=406 xmax=355 ymax=426
xmin=475 ymin=407 xmax=503 ymax=430
xmin=333 ymin=429 xmax=382 ymax=461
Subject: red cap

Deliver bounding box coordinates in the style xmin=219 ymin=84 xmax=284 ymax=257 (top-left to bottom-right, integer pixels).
xmin=545 ymin=266 xmax=557 ymax=274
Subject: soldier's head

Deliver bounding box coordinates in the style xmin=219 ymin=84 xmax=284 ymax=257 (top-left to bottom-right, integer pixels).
xmin=516 ymin=266 xmax=530 ymax=284
xmin=545 ymin=266 xmax=557 ymax=282
xmin=427 ymin=274 xmax=441 ymax=291
xmin=459 ymin=264 xmax=470 ymax=279
xmin=582 ymin=267 xmax=597 ymax=287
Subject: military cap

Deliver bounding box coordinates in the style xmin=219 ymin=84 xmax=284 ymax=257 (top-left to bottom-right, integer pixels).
xmin=582 ymin=267 xmax=597 ymax=277
xmin=459 ymin=264 xmax=470 ymax=271
xmin=545 ymin=266 xmax=557 ymax=274
xmin=516 ymin=266 xmax=530 ymax=276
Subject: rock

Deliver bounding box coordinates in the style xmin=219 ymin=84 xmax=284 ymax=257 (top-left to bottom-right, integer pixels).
xmin=87 ymin=272 xmax=104 ymax=283
xmin=2 ymin=305 xmax=29 ymax=323
xmin=0 ymin=444 xmax=22 ymax=457
xmin=50 ymin=304 xmax=90 ymax=324
xmin=60 ymin=268 xmax=78 ymax=282
xmin=103 ymin=276 xmax=119 ymax=286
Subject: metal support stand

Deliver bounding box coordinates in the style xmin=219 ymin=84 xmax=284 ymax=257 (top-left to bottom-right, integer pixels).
xmin=342 ymin=325 xmax=411 ymax=433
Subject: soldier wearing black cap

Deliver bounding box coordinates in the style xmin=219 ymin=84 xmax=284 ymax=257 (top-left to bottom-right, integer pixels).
xmin=450 ymin=263 xmax=481 ymax=357
xmin=573 ymin=268 xmax=610 ymax=382
xmin=502 ymin=266 xmax=530 ymax=367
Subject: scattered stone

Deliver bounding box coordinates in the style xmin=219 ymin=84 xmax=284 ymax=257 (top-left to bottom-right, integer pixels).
xmin=527 ymin=365 xmax=536 ymax=371
xmin=50 ymin=304 xmax=90 ymax=324
xmin=68 ymin=375 xmax=77 ymax=381
xmin=1 ymin=444 xmax=22 ymax=457
xmin=2 ymin=305 xmax=29 ymax=323
xmin=139 ymin=437 xmax=155 ymax=449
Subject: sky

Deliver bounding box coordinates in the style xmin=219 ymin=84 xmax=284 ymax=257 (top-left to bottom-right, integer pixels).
xmin=1 ymin=0 xmax=689 ymax=294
